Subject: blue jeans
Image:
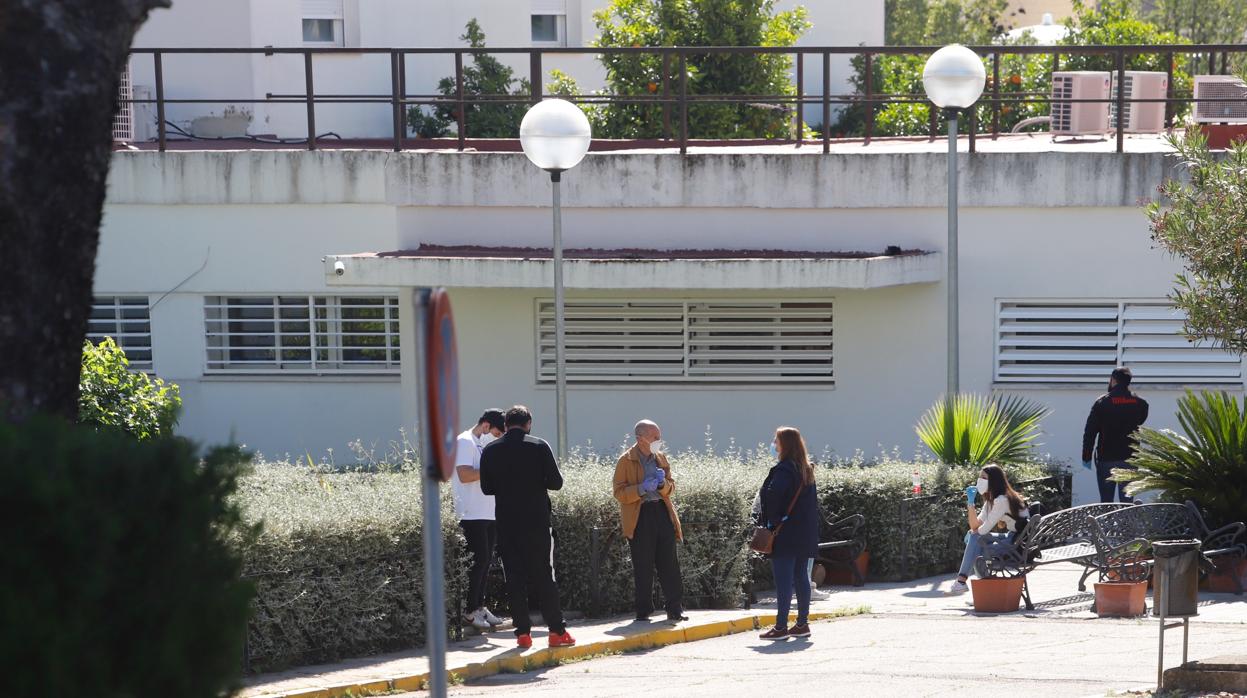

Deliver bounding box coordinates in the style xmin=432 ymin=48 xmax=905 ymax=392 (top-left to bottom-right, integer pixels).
xmin=957 ymin=531 xmax=1014 ymax=579
xmin=772 ymin=555 xmax=811 ymax=629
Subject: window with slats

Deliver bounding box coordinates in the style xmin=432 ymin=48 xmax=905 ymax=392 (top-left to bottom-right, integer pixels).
xmin=536 ymin=299 xmax=834 ymax=383
xmin=205 ymin=296 xmax=399 ymax=373
xmin=996 ymin=301 xmax=1243 ymax=383
xmin=88 ymin=296 xmax=153 ymax=372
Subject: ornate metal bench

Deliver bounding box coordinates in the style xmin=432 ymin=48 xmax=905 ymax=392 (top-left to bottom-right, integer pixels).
xmin=815 ymin=514 xmax=867 ymax=586
xmin=975 ymin=502 xmax=1134 ymax=609
xmin=1090 ymin=501 xmax=1247 ymax=591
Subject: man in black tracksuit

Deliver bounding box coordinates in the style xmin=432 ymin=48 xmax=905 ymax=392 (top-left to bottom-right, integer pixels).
xmin=479 ymin=405 xmax=575 ymax=649
xmin=1082 ymin=367 xmax=1149 ymax=503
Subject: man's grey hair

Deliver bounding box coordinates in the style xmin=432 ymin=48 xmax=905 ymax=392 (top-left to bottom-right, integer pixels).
xmin=634 ymin=419 xmax=659 ymax=439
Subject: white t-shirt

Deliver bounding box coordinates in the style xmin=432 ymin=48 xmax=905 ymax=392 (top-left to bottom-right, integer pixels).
xmin=976 ymin=495 xmax=1029 ymax=536
xmin=451 ymin=429 xmax=494 ymax=521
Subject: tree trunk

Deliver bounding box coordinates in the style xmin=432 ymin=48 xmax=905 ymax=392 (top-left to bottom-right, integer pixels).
xmin=0 ymin=0 xmax=168 ymax=421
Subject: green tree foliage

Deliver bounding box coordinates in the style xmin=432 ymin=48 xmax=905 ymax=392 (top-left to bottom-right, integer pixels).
xmin=1059 ymin=0 xmax=1189 ymax=82
xmin=1148 ymin=129 xmax=1247 ymax=354
xmin=1 ymin=414 xmax=255 ymax=697
xmin=406 ymin=19 xmax=531 ymax=138
xmin=885 ymin=0 xmax=1007 ymax=45
xmin=1149 ymin=0 xmax=1247 ymax=46
xmin=1117 ymin=390 xmax=1247 ymax=528
xmin=579 ymin=0 xmax=810 ymax=139
xmin=79 ymin=337 xmax=180 ymax=440
xmin=915 ymin=393 xmax=1051 ymax=465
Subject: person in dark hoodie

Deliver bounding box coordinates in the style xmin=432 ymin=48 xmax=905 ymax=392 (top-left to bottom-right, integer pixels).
xmin=479 ymin=405 xmax=575 ymax=649
xmin=756 ymin=426 xmax=820 ymax=641
xmin=1082 ymin=367 xmax=1149 ymax=503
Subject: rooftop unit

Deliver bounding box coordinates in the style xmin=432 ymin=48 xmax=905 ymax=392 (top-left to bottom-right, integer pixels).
xmin=1193 ymin=75 xmax=1247 ymax=124
xmin=1111 ymin=71 xmax=1168 ymax=133
xmin=1051 ymin=71 xmax=1111 ymax=137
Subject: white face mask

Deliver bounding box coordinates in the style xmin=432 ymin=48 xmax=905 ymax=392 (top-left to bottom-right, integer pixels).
xmin=976 ymin=477 xmax=989 ymax=495
xmin=479 ymin=433 xmax=497 ymax=446
xmin=650 ymin=439 xmax=666 ymax=454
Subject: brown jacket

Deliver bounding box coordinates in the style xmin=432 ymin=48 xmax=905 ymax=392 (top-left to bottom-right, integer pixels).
xmin=612 ymin=445 xmax=683 ymax=542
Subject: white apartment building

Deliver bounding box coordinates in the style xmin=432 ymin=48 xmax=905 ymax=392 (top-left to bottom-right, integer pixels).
xmin=122 ymin=0 xmax=883 ymax=140
xmin=99 ymin=136 xmax=1247 ymax=506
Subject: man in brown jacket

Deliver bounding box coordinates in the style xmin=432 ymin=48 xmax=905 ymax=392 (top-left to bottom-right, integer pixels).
xmin=613 ymin=419 xmax=687 ymax=623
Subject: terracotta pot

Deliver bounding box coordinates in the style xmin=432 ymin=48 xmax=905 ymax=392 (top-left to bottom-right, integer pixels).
xmin=1199 ymin=123 xmax=1247 ymax=150
xmin=1207 ymin=556 xmax=1247 ymax=594
xmin=820 ymin=549 xmax=869 ymax=586
xmin=970 ymin=576 xmax=1025 ymax=613
xmin=1095 ymin=581 xmax=1148 ymax=617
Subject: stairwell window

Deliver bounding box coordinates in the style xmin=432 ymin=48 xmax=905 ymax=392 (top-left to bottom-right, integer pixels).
xmin=532 ymin=0 xmax=567 ymax=46
xmin=302 ymin=0 xmax=344 ymax=46
xmin=995 ymin=300 xmax=1244 ymax=384
xmin=205 ymin=296 xmax=399 ymax=374
xmin=89 ymin=296 xmax=153 ymax=372
xmin=535 ymin=299 xmax=834 ymax=384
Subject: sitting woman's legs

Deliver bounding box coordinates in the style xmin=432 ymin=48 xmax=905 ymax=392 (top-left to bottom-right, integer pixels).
xmin=957 ymin=531 xmax=982 ymax=581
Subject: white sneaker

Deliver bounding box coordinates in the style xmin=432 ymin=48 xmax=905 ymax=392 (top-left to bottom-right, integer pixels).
xmin=467 ymin=608 xmax=492 ymax=632
xmin=481 ymin=607 xmax=505 ymax=627
xmin=947 ymin=580 xmax=970 ymax=595
xmin=810 ymin=585 xmax=830 ymax=600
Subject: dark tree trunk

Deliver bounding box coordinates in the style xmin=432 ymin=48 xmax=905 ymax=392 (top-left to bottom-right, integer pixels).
xmin=0 ymin=0 xmax=168 ymax=421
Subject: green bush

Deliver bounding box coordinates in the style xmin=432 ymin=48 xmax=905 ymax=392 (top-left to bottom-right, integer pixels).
xmin=915 ymin=392 xmax=1051 ymax=465
xmin=1 ymin=414 xmax=254 ymax=698
xmin=234 ymin=450 xmax=1068 ymax=670
xmin=79 ymin=336 xmax=181 ymax=440
xmin=1119 ymin=390 xmax=1247 ymax=529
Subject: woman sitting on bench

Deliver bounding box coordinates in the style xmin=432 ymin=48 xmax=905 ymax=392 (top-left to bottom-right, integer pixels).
xmin=948 ymin=465 xmax=1029 ymax=595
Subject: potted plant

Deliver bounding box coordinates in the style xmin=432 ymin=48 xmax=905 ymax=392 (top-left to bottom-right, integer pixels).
xmin=1094 ymin=580 xmax=1149 ymax=617
xmin=970 ymin=576 xmax=1026 ymax=613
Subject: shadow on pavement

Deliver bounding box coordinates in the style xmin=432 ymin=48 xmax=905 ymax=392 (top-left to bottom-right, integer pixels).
xmin=749 ymin=638 xmax=815 ymax=654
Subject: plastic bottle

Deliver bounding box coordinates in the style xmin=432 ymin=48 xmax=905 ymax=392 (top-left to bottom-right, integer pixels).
xmin=911 ymin=469 xmax=921 ymax=494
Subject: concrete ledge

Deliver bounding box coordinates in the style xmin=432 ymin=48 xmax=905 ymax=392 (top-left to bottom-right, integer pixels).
xmin=1163 ymin=655 xmax=1247 ymax=693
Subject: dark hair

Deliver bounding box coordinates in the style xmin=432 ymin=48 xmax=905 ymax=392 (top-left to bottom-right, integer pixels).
xmin=504 ymin=405 xmax=532 ymax=428
xmin=478 ymin=409 xmax=505 ymax=431
xmin=775 ymin=426 xmax=815 ymax=486
xmin=1111 ymin=366 xmax=1132 ymax=387
xmin=981 ymin=464 xmax=1026 ymax=518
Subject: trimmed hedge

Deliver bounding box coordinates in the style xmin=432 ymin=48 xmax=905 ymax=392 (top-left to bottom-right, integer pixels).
xmin=236 ymin=452 xmax=1068 ymax=672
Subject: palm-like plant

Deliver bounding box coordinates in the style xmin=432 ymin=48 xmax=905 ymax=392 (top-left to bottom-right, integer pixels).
xmin=915 ymin=393 xmax=1051 ymax=465
xmin=1118 ymin=390 xmax=1247 ymax=528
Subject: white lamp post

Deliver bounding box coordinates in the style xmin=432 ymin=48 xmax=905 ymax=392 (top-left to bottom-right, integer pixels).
xmin=923 ymin=44 xmax=985 ymax=457
xmin=520 ymin=98 xmax=592 ymax=461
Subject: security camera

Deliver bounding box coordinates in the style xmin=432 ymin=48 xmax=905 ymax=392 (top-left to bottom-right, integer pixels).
xmin=333 ymin=260 xmax=345 ymax=276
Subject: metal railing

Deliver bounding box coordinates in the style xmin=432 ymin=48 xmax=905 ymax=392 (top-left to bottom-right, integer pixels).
xmin=124 ymin=43 xmax=1247 ymax=155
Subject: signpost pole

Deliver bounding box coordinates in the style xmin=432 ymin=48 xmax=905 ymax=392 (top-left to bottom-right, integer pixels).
xmin=414 ymin=288 xmax=448 ymax=698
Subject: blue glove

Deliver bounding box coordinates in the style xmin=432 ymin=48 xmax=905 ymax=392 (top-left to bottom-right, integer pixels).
xmin=640 ymin=475 xmax=660 ymax=494
xmin=1081 ymin=460 xmax=1093 ymax=471
xmin=964 ymin=485 xmax=977 ymax=505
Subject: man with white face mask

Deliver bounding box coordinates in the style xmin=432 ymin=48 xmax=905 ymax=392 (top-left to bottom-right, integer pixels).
xmin=453 ymin=409 xmax=507 ymax=631
xmin=613 ymin=419 xmax=686 ymax=622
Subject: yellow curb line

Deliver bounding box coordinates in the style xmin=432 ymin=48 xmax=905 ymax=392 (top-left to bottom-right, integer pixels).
xmin=248 ymin=610 xmax=851 ymax=698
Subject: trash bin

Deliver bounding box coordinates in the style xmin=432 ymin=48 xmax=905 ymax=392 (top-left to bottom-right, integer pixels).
xmin=1152 ymin=539 xmax=1201 ymax=618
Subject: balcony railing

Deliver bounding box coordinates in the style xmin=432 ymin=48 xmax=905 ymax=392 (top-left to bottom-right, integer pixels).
xmin=122 ymin=44 xmax=1247 ymax=154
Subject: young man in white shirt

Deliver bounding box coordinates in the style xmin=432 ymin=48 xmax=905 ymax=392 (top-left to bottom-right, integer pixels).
xmin=454 ymin=409 xmax=506 ymax=631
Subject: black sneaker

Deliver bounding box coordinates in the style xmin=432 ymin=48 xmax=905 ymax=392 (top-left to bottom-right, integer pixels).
xmin=634 ymin=614 xmax=651 ymax=622
xmin=788 ymin=623 xmax=811 ymax=638
xmin=667 ymin=613 xmax=689 ymax=622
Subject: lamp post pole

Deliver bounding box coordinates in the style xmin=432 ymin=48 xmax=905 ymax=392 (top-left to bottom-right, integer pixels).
xmin=551 ymin=171 xmax=568 ymax=461
xmin=945 ymin=109 xmax=960 ymax=454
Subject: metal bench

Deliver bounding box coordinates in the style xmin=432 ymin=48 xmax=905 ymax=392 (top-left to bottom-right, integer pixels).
xmin=815 ymin=514 xmax=867 ymax=587
xmin=1090 ymin=501 xmax=1247 ymax=591
xmin=976 ymin=502 xmax=1134 ymax=609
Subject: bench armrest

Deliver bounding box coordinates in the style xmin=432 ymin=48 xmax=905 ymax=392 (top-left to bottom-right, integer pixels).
xmin=1204 ymin=521 xmax=1246 ymax=552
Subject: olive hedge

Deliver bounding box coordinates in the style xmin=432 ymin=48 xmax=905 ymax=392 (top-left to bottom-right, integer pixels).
xmin=236 ymin=453 xmax=1067 ymax=672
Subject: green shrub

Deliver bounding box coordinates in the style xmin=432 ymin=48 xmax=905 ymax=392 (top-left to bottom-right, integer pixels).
xmin=915 ymin=393 xmax=1051 ymax=465
xmin=79 ymin=337 xmax=181 ymax=440
xmin=1 ymin=414 xmax=254 ymax=698
xmin=1119 ymin=390 xmax=1247 ymax=529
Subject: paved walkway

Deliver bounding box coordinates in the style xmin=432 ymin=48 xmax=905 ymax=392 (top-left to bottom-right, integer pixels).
xmin=239 ymin=563 xmax=1246 ymax=698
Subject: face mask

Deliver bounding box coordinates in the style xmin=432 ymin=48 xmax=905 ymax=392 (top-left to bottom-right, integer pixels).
xmin=769 ymin=442 xmax=779 ymax=459
xmin=976 ymin=477 xmax=989 ymax=495
xmin=650 ymin=439 xmax=666 ymax=454
xmin=479 ymin=433 xmax=496 ymax=446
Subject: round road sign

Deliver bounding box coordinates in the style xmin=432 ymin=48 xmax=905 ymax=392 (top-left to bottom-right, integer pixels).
xmin=425 ymin=288 xmax=459 ymax=482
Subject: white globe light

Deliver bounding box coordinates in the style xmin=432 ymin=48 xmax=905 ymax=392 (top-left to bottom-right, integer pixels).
xmin=520 ymin=98 xmax=592 ymax=172
xmin=923 ymin=44 xmax=986 ymax=110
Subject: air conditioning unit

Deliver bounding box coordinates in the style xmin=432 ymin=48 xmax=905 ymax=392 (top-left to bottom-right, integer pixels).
xmin=1112 ymin=71 xmax=1168 ymax=133
xmin=111 ymin=63 xmax=134 ymax=142
xmin=131 ymin=85 xmax=155 ymax=142
xmin=1050 ymin=71 xmax=1111 ymax=136
xmin=1193 ymin=75 xmax=1247 ymax=124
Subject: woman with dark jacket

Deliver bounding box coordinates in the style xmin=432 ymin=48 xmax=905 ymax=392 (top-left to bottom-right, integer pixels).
xmin=756 ymin=426 xmax=820 ymax=640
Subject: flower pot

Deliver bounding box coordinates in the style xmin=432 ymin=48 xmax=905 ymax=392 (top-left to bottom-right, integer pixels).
xmin=1094 ymin=581 xmax=1148 ymax=617
xmin=970 ymin=576 xmax=1025 ymax=613
xmin=819 ymin=549 xmax=869 ymax=587
xmin=1206 ymin=556 xmax=1247 ymax=594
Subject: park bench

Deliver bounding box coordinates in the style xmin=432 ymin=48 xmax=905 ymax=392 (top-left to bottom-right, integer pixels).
xmin=815 ymin=513 xmax=867 ymax=586
xmin=1090 ymin=501 xmax=1247 ymax=593
xmin=975 ymin=502 xmax=1134 ymax=610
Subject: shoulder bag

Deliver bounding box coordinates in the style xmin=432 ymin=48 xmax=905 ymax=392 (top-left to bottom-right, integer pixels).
xmin=749 ymin=480 xmax=803 ymax=555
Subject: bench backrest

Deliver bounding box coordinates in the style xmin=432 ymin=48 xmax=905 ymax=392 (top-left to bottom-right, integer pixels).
xmin=1022 ymin=502 xmax=1133 ymax=551
xmin=1091 ymin=503 xmax=1200 ymax=549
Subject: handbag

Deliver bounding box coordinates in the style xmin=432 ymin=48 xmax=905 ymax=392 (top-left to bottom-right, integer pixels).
xmin=749 ymin=481 xmax=803 ymax=555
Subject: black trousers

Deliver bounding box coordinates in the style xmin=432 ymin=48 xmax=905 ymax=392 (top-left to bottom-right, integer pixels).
xmin=628 ymin=500 xmax=683 ymax=618
xmin=459 ymin=519 xmax=496 ymax=612
xmin=498 ymin=524 xmax=564 ymax=636
xmin=1096 ymin=460 xmax=1133 ymax=503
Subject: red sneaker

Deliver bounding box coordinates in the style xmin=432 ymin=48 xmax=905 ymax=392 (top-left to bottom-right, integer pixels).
xmin=548 ymin=630 xmax=577 ymax=648
xmin=758 ymin=626 xmax=788 ymax=640
xmin=516 ymin=633 xmax=532 ymax=649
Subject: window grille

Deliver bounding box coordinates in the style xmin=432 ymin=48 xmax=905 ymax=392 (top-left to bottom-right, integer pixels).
xmin=88 ymin=296 xmax=153 ymax=372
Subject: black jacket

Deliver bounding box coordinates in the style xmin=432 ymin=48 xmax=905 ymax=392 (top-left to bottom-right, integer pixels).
xmin=1082 ymin=386 xmax=1149 ymax=462
xmin=759 ymin=459 xmax=820 ymax=559
xmin=479 ymin=428 xmax=564 ymax=528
